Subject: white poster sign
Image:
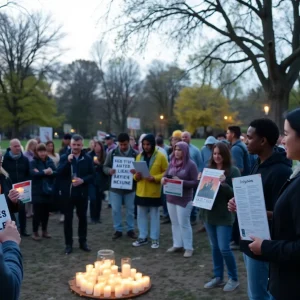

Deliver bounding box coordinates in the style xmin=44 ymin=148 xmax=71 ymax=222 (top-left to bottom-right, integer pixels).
xmin=233 ymin=174 xmax=271 ymax=241
xmin=111 ymin=157 xmax=135 ymax=190
xmin=127 ymin=118 xmax=140 ymax=130
xmin=193 ymin=168 xmax=224 ymax=210
xmin=13 ymin=181 xmax=32 ymax=203
xmin=0 ymin=194 xmax=11 ymax=231
xmin=39 ymin=127 xmax=53 ymax=143
xmin=97 ymin=131 xmax=107 ymax=141
xmin=163 ymin=178 xmax=183 ymax=197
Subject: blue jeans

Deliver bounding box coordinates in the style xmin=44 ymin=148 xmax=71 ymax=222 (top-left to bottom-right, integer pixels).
xmin=243 ymin=254 xmax=272 ymax=300
xmin=161 ymin=191 xmax=169 ymax=217
xmin=167 ymin=202 xmax=193 ymax=250
xmin=205 ymin=223 xmax=238 ymax=281
xmin=109 ymin=191 xmax=135 ymax=232
xmin=137 ymin=206 xmax=160 ymax=240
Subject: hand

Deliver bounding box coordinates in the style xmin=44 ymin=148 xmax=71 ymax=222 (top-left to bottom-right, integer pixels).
xmin=228 ymin=197 xmax=236 ymax=212
xmin=0 ymin=221 xmax=21 ymax=245
xmin=130 ymin=169 xmax=136 ymax=175
xmin=33 ymin=168 xmax=39 ymax=173
xmin=197 ymin=172 xmax=202 ymax=180
xmin=219 ymin=174 xmax=226 ymax=183
xmin=8 ymin=189 xmax=19 ymax=203
xmin=248 ymin=236 xmax=263 ymax=255
xmin=172 ymin=176 xmax=179 ymax=180
xmin=72 ymin=178 xmax=84 ymax=187
xmin=68 ymin=154 xmax=74 ymax=162
xmin=109 ymin=169 xmax=116 ymax=176
xmin=146 ymin=176 xmax=155 ymax=182
xmin=135 ymin=172 xmax=142 ymax=181
xmin=161 ymin=178 xmax=166 ymax=185
xmin=43 ymin=168 xmax=52 ymax=175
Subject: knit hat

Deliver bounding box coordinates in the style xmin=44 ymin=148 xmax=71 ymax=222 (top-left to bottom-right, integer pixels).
xmin=172 ymin=130 xmax=182 ymax=138
xmin=142 ymin=134 xmax=156 ymax=152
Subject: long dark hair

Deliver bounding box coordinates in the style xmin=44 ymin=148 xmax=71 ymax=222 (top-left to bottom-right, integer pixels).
xmin=209 ymin=142 xmax=232 ymax=175
xmin=46 ymin=140 xmax=55 ymax=156
xmin=94 ymin=141 xmax=106 ymax=164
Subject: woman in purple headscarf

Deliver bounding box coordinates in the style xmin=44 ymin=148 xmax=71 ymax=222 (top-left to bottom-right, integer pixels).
xmin=161 ymin=141 xmax=198 ymax=258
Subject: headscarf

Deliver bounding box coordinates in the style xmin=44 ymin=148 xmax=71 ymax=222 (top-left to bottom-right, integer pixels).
xmin=169 ymin=141 xmax=190 ymax=175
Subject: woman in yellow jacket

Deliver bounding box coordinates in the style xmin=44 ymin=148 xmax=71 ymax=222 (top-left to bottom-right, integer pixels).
xmin=132 ymin=134 xmax=168 ymax=249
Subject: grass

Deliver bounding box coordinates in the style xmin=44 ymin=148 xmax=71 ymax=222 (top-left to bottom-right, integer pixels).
xmin=20 ymin=205 xmax=248 ymax=300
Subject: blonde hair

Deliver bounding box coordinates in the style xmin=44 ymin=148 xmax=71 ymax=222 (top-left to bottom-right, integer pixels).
xmin=25 ymin=139 xmax=38 ymax=152
xmin=0 ymin=151 xmax=8 ymax=178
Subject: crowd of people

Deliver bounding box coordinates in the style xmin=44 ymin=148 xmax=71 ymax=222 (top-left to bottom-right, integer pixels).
xmin=1 ymin=108 xmax=300 ymax=300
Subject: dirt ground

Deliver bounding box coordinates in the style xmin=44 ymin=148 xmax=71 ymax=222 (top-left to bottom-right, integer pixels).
xmin=20 ymin=203 xmax=248 ymax=300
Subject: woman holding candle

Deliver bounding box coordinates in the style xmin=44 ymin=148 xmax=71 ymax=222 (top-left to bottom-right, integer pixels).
xmin=245 ymin=108 xmax=300 ymax=300
xmin=202 ymin=142 xmax=240 ymax=292
xmin=161 ymin=141 xmax=198 ymax=258
xmin=30 ymin=143 xmax=57 ymax=240
xmin=133 ymin=134 xmax=168 ymax=249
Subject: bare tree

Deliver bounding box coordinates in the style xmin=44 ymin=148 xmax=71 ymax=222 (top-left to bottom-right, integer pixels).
xmin=0 ymin=12 xmax=64 ymax=136
xmin=109 ymin=0 xmax=300 ymax=127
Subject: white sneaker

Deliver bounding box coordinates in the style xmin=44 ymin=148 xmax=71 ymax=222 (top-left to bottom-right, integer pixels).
xmin=132 ymin=238 xmax=148 ymax=247
xmin=204 ymin=277 xmax=225 ymax=289
xmin=183 ymin=250 xmax=193 ymax=258
xmin=151 ymin=240 xmax=159 ymax=249
xmin=166 ymin=247 xmax=183 ymax=253
xmin=223 ymin=279 xmax=239 ymax=292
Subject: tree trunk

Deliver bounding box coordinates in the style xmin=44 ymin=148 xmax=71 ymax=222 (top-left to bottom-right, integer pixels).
xmin=267 ymin=87 xmax=290 ymax=131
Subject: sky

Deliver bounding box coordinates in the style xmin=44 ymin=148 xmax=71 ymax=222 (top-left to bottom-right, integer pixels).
xmin=1 ymin=0 xmax=185 ymax=72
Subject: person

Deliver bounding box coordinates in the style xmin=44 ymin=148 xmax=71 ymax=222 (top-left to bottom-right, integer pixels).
xmin=45 ymin=141 xmax=60 ymax=167
xmin=156 ymin=136 xmax=168 ymax=160
xmin=216 ymin=133 xmax=226 ymax=141
xmin=88 ymin=141 xmax=108 ymax=224
xmin=23 ymin=139 xmax=38 ymax=162
xmin=201 ymin=136 xmax=218 ymax=170
xmin=30 ymin=143 xmax=57 ymax=241
xmin=103 ymin=133 xmax=138 ymax=240
xmin=59 ymin=133 xmax=72 ymax=156
xmin=168 ymin=130 xmax=182 ymax=156
xmin=132 ymin=134 xmax=168 ymax=249
xmin=156 ymin=133 xmax=169 ymax=153
xmin=105 ymin=134 xmax=117 ymax=154
xmin=57 ymin=134 xmax=94 ymax=254
xmin=0 ymin=153 xmax=20 ymax=221
xmin=162 ymin=141 xmax=198 ymax=257
xmin=226 ymin=126 xmax=250 ymax=176
xmin=0 ymin=220 xmax=23 ymax=300
xmin=3 ymin=139 xmax=30 ymax=237
xmin=138 ymin=133 xmax=147 ymax=153
xmin=228 ymin=118 xmax=292 ymax=300
xmin=130 ymin=136 xmax=138 ymax=151
xmin=244 ymin=109 xmax=300 ymax=300
xmin=202 ymin=142 xmax=240 ymax=292
xmin=23 ymin=139 xmax=38 ymax=219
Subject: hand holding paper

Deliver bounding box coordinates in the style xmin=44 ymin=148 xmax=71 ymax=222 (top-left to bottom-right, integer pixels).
xmin=132 ymin=161 xmax=150 ymax=178
xmin=248 ymin=236 xmax=263 ymax=255
xmin=8 ymin=189 xmax=19 ymax=203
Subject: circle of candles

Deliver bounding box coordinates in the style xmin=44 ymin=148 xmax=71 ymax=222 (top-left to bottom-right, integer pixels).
xmin=76 ymin=272 xmax=82 ymax=287
xmin=86 ymin=264 xmax=93 ymax=273
xmin=103 ymin=286 xmax=111 ymax=297
xmin=135 ymin=272 xmax=142 ymax=280
xmin=130 ymin=268 xmax=137 ymax=279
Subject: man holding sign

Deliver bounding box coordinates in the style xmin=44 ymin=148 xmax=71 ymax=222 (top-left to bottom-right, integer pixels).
xmin=103 ymin=133 xmax=138 ymax=240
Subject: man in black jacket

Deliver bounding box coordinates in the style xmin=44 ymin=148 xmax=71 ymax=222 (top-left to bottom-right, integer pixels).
xmin=57 ymin=134 xmax=94 ymax=254
xmin=2 ymin=139 xmax=30 ymax=237
xmin=228 ymin=118 xmax=292 ymax=300
xmin=59 ymin=133 xmax=72 ymax=156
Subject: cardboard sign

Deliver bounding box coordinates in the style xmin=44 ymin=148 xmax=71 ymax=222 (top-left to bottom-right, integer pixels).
xmin=111 ymin=157 xmax=135 ymax=190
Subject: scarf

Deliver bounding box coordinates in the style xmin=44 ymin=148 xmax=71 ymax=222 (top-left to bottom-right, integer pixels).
xmin=9 ymin=151 xmax=22 ymax=160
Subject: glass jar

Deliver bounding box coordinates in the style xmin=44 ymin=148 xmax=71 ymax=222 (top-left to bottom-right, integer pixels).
xmin=97 ymin=249 xmax=115 ymax=266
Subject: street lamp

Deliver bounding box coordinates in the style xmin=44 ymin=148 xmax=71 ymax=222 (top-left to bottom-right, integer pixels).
xmin=70 ymin=129 xmax=75 ymax=133
xmin=264 ymin=105 xmax=270 ymax=116
xmin=224 ymin=116 xmax=228 ymax=120
xmin=160 ymin=115 xmax=164 ymax=120
xmin=99 ymin=121 xmax=102 ymax=125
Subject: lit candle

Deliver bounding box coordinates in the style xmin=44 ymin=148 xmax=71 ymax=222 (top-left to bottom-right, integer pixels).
xmin=93 ymin=156 xmax=98 ymax=162
xmin=86 ymin=282 xmax=94 ymax=295
xmin=122 ymin=263 xmax=131 ymax=278
xmin=122 ymin=280 xmax=130 ymax=295
xmin=86 ymin=264 xmax=93 ymax=273
xmin=99 ymin=265 xmax=105 ymax=275
xmin=135 ymin=272 xmax=142 ymax=280
xmin=130 ymin=268 xmax=137 ymax=278
xmin=94 ymin=261 xmax=101 ymax=269
xmin=111 ymin=265 xmax=118 ymax=274
xmin=104 ymin=259 xmax=112 ymax=267
xmin=115 ymin=285 xmax=123 ymax=298
xmin=104 ymin=286 xmax=111 ymax=297
xmin=142 ymin=276 xmax=150 ymax=288
xmin=97 ymin=276 xmax=106 ymax=284
xmin=132 ymin=281 xmax=139 ymax=294
xmin=137 ymin=279 xmax=144 ymax=292
xmin=80 ymin=279 xmax=87 ymax=292
xmin=93 ymin=283 xmax=101 ymax=296
xmin=76 ymin=272 xmax=83 ymax=287
xmin=103 ymin=269 xmax=111 ymax=278
xmin=16 ymin=187 xmax=24 ymax=194
xmin=108 ymin=279 xmax=116 ymax=292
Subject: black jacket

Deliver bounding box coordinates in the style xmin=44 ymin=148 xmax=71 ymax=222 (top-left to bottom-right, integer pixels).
xmin=261 ymin=168 xmax=300 ymax=300
xmin=240 ymin=147 xmax=292 ymax=259
xmin=30 ymin=157 xmax=57 ymax=204
xmin=57 ymin=151 xmax=94 ymax=198
xmin=88 ymin=151 xmax=109 ymax=191
xmin=2 ymin=150 xmax=30 ymax=184
xmin=0 ymin=174 xmax=18 ymax=221
xmin=59 ymin=146 xmax=70 ymax=156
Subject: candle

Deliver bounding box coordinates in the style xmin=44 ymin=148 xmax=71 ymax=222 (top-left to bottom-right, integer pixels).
xmin=122 ymin=280 xmax=130 ymax=295
xmin=132 ymin=281 xmax=139 ymax=294
xmin=130 ymin=268 xmax=137 ymax=278
xmin=86 ymin=282 xmax=94 ymax=295
xmin=93 ymin=283 xmax=101 ymax=296
xmin=111 ymin=265 xmax=118 ymax=274
xmin=108 ymin=279 xmax=116 ymax=292
xmin=103 ymin=286 xmax=111 ymax=297
xmin=135 ymin=272 xmax=142 ymax=280
xmin=76 ymin=272 xmax=83 ymax=287
xmin=16 ymin=187 xmax=24 ymax=194
xmin=137 ymin=279 xmax=144 ymax=292
xmin=94 ymin=261 xmax=101 ymax=269
xmin=99 ymin=265 xmax=105 ymax=275
xmin=98 ymin=276 xmax=106 ymax=284
xmin=104 ymin=259 xmax=112 ymax=267
xmin=80 ymin=279 xmax=87 ymax=292
xmin=122 ymin=263 xmax=131 ymax=278
xmin=93 ymin=156 xmax=98 ymax=162
xmin=86 ymin=264 xmax=93 ymax=273
xmin=115 ymin=285 xmax=123 ymax=298
xmin=103 ymin=269 xmax=111 ymax=278
xmin=142 ymin=276 xmax=150 ymax=288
